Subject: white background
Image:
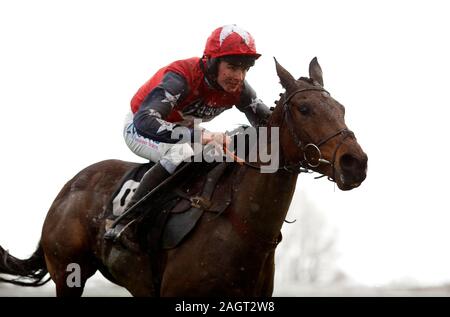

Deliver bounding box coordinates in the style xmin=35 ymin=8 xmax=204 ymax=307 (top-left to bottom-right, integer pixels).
xmin=1 ymin=0 xmax=450 ymax=293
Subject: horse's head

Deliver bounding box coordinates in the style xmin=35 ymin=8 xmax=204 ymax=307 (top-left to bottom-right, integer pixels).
xmin=271 ymin=57 xmax=367 ymax=190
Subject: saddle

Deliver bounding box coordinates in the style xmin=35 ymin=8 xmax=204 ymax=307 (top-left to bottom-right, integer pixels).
xmin=106 ymin=161 xmax=234 ymax=253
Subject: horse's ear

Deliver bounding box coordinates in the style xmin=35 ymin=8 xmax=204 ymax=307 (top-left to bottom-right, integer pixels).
xmin=309 ymin=57 xmax=324 ymax=87
xmin=274 ymin=57 xmax=297 ymax=92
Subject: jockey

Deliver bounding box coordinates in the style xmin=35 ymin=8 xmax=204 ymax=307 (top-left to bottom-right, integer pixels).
xmin=104 ymin=24 xmax=271 ymax=241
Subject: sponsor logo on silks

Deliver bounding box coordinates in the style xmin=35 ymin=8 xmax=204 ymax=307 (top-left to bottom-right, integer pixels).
xmin=182 ymin=101 xmax=228 ymax=120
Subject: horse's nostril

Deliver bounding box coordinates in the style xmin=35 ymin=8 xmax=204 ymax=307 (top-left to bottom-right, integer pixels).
xmin=340 ymin=154 xmax=356 ymax=170
xmin=340 ymin=153 xmax=367 ymax=172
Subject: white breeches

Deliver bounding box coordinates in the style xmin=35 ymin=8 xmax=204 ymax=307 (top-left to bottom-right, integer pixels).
xmin=123 ymin=112 xmax=194 ymax=174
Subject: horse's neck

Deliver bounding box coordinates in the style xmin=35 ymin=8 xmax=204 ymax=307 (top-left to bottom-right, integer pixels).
xmin=234 ymin=165 xmax=298 ymax=241
xmin=232 ymin=117 xmax=299 ymax=242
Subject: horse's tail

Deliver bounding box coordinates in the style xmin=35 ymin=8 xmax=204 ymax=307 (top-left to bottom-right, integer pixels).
xmin=0 ymin=242 xmax=50 ymax=286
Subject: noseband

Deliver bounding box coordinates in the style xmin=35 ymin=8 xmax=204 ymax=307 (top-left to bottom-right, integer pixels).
xmin=281 ymin=87 xmax=355 ymax=180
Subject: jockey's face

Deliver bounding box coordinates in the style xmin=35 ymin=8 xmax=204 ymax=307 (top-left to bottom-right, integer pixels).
xmin=216 ymin=60 xmax=248 ymax=93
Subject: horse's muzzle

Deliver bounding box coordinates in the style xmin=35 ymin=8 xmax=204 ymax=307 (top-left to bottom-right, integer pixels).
xmin=336 ymin=152 xmax=368 ymax=190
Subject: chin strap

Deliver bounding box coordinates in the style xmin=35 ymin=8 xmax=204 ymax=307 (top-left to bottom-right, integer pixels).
xmin=199 ymin=57 xmax=224 ymax=91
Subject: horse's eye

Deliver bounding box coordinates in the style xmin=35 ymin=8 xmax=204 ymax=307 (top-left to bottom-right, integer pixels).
xmin=298 ymin=105 xmax=310 ymax=115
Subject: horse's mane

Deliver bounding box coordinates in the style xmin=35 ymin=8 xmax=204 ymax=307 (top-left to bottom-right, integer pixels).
xmin=276 ymin=77 xmax=317 ymax=103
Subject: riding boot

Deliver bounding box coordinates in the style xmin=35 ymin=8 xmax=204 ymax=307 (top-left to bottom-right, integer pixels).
xmin=104 ymin=162 xmax=170 ymax=241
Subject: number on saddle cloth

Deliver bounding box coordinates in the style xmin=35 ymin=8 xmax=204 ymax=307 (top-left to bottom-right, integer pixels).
xmin=109 ymin=163 xmax=153 ymax=217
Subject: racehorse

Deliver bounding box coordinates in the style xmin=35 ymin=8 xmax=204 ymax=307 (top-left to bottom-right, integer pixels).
xmin=0 ymin=58 xmax=367 ymax=296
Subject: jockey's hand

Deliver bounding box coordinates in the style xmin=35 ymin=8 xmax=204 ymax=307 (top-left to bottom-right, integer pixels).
xmin=202 ymin=131 xmax=231 ymax=149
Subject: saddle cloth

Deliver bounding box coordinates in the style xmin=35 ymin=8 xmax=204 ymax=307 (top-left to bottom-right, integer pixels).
xmin=108 ymin=162 xmax=153 ymax=218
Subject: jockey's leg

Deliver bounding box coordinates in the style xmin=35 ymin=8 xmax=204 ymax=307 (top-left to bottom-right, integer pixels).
xmin=104 ymin=114 xmax=194 ymax=241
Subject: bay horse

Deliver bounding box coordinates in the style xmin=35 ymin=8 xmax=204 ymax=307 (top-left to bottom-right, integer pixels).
xmin=0 ymin=58 xmax=367 ymax=296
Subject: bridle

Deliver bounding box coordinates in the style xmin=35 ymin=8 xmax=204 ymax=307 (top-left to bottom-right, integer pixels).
xmin=280 ymin=87 xmax=355 ymax=181
xmin=238 ymin=86 xmax=355 ymax=181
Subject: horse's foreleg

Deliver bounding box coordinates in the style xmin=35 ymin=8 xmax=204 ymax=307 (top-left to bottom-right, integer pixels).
xmin=257 ymin=251 xmax=275 ymax=296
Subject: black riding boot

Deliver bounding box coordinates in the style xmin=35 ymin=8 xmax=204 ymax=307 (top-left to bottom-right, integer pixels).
xmin=104 ymin=162 xmax=170 ymax=241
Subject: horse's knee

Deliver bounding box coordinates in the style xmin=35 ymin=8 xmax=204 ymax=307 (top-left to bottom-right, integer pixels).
xmin=160 ymin=143 xmax=194 ymax=174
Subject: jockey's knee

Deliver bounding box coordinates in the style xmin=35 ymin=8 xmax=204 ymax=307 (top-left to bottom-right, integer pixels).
xmin=160 ymin=143 xmax=194 ymax=174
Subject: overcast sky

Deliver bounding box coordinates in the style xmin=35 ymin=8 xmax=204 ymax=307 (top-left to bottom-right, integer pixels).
xmin=1 ymin=0 xmax=450 ymax=289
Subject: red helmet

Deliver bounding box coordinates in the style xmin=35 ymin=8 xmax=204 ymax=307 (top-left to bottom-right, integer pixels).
xmin=203 ymin=24 xmax=261 ymax=59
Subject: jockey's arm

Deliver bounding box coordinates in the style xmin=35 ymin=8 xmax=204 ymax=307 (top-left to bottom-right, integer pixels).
xmin=133 ymin=72 xmax=229 ymax=147
xmin=236 ymin=81 xmax=272 ymax=127
xmin=133 ymin=72 xmax=192 ymax=144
